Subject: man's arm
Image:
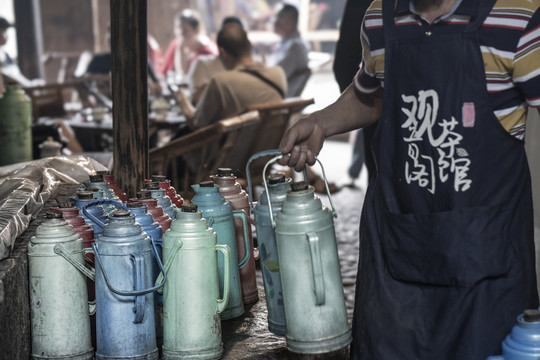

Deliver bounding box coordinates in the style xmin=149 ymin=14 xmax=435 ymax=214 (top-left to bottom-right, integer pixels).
xmin=279 ymin=84 xmax=383 ymax=171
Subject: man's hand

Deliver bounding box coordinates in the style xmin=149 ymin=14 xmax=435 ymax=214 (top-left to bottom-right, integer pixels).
xmin=279 ymin=111 xmax=326 ymax=172
xmin=278 ymin=85 xmax=383 ymax=172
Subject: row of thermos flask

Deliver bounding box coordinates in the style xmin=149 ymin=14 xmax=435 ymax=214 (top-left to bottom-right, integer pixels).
xmin=27 ymin=151 xmax=353 ymax=359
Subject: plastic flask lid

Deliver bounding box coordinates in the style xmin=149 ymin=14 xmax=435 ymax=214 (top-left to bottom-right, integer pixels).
xmin=182 ymin=203 xmax=198 ymax=212
xmin=152 ymin=174 xmax=167 ymax=182
xmin=77 ymin=191 xmax=95 ymax=200
xmin=217 ymin=168 xmax=234 ymax=177
xmin=45 ymin=210 xmax=63 ymax=219
xmin=89 ymin=174 xmax=104 ymax=182
xmin=268 ymin=172 xmax=286 ymax=184
xmin=523 ymin=309 xmax=540 ymax=322
xmin=112 ymin=209 xmax=130 ymax=218
xmin=137 ymin=190 xmax=152 ymax=199
xmin=146 ymin=182 xmax=160 ymax=190
xmin=291 ymin=181 xmax=309 ymax=192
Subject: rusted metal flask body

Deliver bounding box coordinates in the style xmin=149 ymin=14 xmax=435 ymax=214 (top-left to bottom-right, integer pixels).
xmin=151 ymin=175 xmax=183 ymax=208
xmin=253 ymin=173 xmax=290 ymax=335
xmin=71 ymin=191 xmax=108 ymax=235
xmin=27 ymin=211 xmax=94 ymax=359
xmin=132 ymin=190 xmax=172 ymax=233
xmin=211 ymin=168 xmax=258 ymax=304
xmin=158 ymin=204 xmax=230 ymax=359
xmin=85 ymin=174 xmax=118 ymax=201
xmin=50 ymin=205 xmax=95 ymax=252
xmin=100 ymin=172 xmax=127 ymax=202
xmin=191 ymin=181 xmax=250 ymax=320
xmin=487 ymin=309 xmax=540 ymax=360
xmin=273 ymin=181 xmax=351 ymax=354
xmin=147 ymin=181 xmax=176 ymax=220
xmin=93 ymin=210 xmax=165 ymax=360
xmin=125 ymin=201 xmax=164 ymax=347
xmin=0 ymin=83 xmax=32 ymax=166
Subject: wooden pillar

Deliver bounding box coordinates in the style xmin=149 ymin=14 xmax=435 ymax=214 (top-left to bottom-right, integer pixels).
xmin=13 ymin=0 xmax=44 ymax=79
xmin=110 ymin=0 xmax=148 ymax=198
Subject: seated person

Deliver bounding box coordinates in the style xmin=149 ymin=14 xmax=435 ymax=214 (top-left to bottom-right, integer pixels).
xmin=176 ymin=22 xmax=286 ymax=131
xmin=185 ymin=16 xmax=245 ymax=104
xmin=268 ymin=3 xmax=310 ymax=98
xmin=160 ymin=9 xmax=218 ymax=79
xmin=0 ymin=16 xmax=44 ymax=87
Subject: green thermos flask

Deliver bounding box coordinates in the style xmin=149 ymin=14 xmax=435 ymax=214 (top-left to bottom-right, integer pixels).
xmin=0 ymin=83 xmax=33 ymax=166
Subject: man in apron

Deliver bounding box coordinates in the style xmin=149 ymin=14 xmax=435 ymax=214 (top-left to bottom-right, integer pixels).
xmin=279 ymin=0 xmax=540 ymax=358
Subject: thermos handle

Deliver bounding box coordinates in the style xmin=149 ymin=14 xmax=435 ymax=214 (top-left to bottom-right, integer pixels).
xmin=233 ymin=210 xmax=251 ymax=268
xmin=82 ymin=199 xmax=126 ymax=228
xmin=154 ymin=240 xmax=183 ymax=291
xmin=132 ymin=254 xmax=146 ymax=323
xmin=246 ymin=216 xmax=260 ymax=260
xmin=246 ymin=149 xmax=283 ymax=214
xmin=54 ymin=244 xmax=95 ymax=281
xmin=263 ymin=156 xmax=338 ymax=229
xmin=93 ymin=238 xmax=167 ymax=297
xmin=215 ymin=244 xmax=231 ymax=314
xmin=54 ymin=245 xmax=97 ymax=315
xmin=306 ymin=232 xmax=325 ymax=306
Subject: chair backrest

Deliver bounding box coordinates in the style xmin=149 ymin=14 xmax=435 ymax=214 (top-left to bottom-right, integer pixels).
xmin=287 ymin=67 xmax=311 ymax=98
xmin=149 ymin=110 xmax=261 ymax=195
xmin=242 ymin=97 xmax=314 ymax=185
xmin=24 ymin=81 xmax=85 ymax=121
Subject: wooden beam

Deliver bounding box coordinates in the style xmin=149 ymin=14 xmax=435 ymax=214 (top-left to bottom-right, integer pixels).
xmin=13 ymin=0 xmax=44 ymax=79
xmin=110 ymin=0 xmax=148 ymax=198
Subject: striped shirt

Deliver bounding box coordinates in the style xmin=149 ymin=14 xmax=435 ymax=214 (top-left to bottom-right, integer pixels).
xmin=354 ymin=0 xmax=540 ymax=140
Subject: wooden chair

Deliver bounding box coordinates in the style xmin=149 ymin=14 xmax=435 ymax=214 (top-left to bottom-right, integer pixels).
xmin=241 ymin=97 xmax=314 ymax=186
xmin=24 ymin=81 xmax=89 ymax=121
xmin=149 ymin=110 xmax=261 ymax=197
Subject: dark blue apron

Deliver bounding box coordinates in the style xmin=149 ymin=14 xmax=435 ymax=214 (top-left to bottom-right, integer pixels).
xmin=351 ymin=0 xmax=538 ymax=358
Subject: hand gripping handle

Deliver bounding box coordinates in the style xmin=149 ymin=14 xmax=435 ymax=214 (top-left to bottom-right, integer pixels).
xmin=307 ymin=232 xmax=325 ymax=306
xmin=263 ymin=156 xmax=337 ymax=229
xmin=216 ymin=244 xmax=231 ymax=313
xmin=233 ymin=210 xmax=251 ymax=268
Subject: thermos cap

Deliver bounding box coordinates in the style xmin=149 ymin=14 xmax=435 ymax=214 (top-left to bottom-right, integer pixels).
xmin=87 ymin=187 xmax=101 ymax=192
xmin=57 ymin=202 xmax=74 ymax=209
xmin=268 ymin=172 xmax=286 ymax=184
xmin=182 ymin=203 xmax=198 ymax=212
xmin=146 ymin=181 xmax=160 ymax=190
xmin=127 ymin=201 xmax=143 ymax=208
xmin=291 ymin=181 xmax=309 ymax=192
xmin=77 ymin=191 xmax=95 ymax=200
xmin=45 ymin=210 xmax=63 ymax=219
xmin=200 ymin=180 xmax=214 ymax=187
xmin=217 ymin=168 xmax=234 ymax=177
xmin=112 ymin=209 xmax=131 ymax=218
xmin=136 ymin=190 xmax=152 ymax=199
xmin=524 ymin=309 xmax=540 ymax=322
xmin=96 ymin=170 xmax=110 ymax=176
xmin=152 ymin=174 xmax=167 ymax=182
xmin=89 ymin=174 xmax=104 ymax=182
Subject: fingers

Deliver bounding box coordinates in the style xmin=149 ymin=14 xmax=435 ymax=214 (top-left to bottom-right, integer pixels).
xmin=279 ymin=145 xmax=317 ymax=172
